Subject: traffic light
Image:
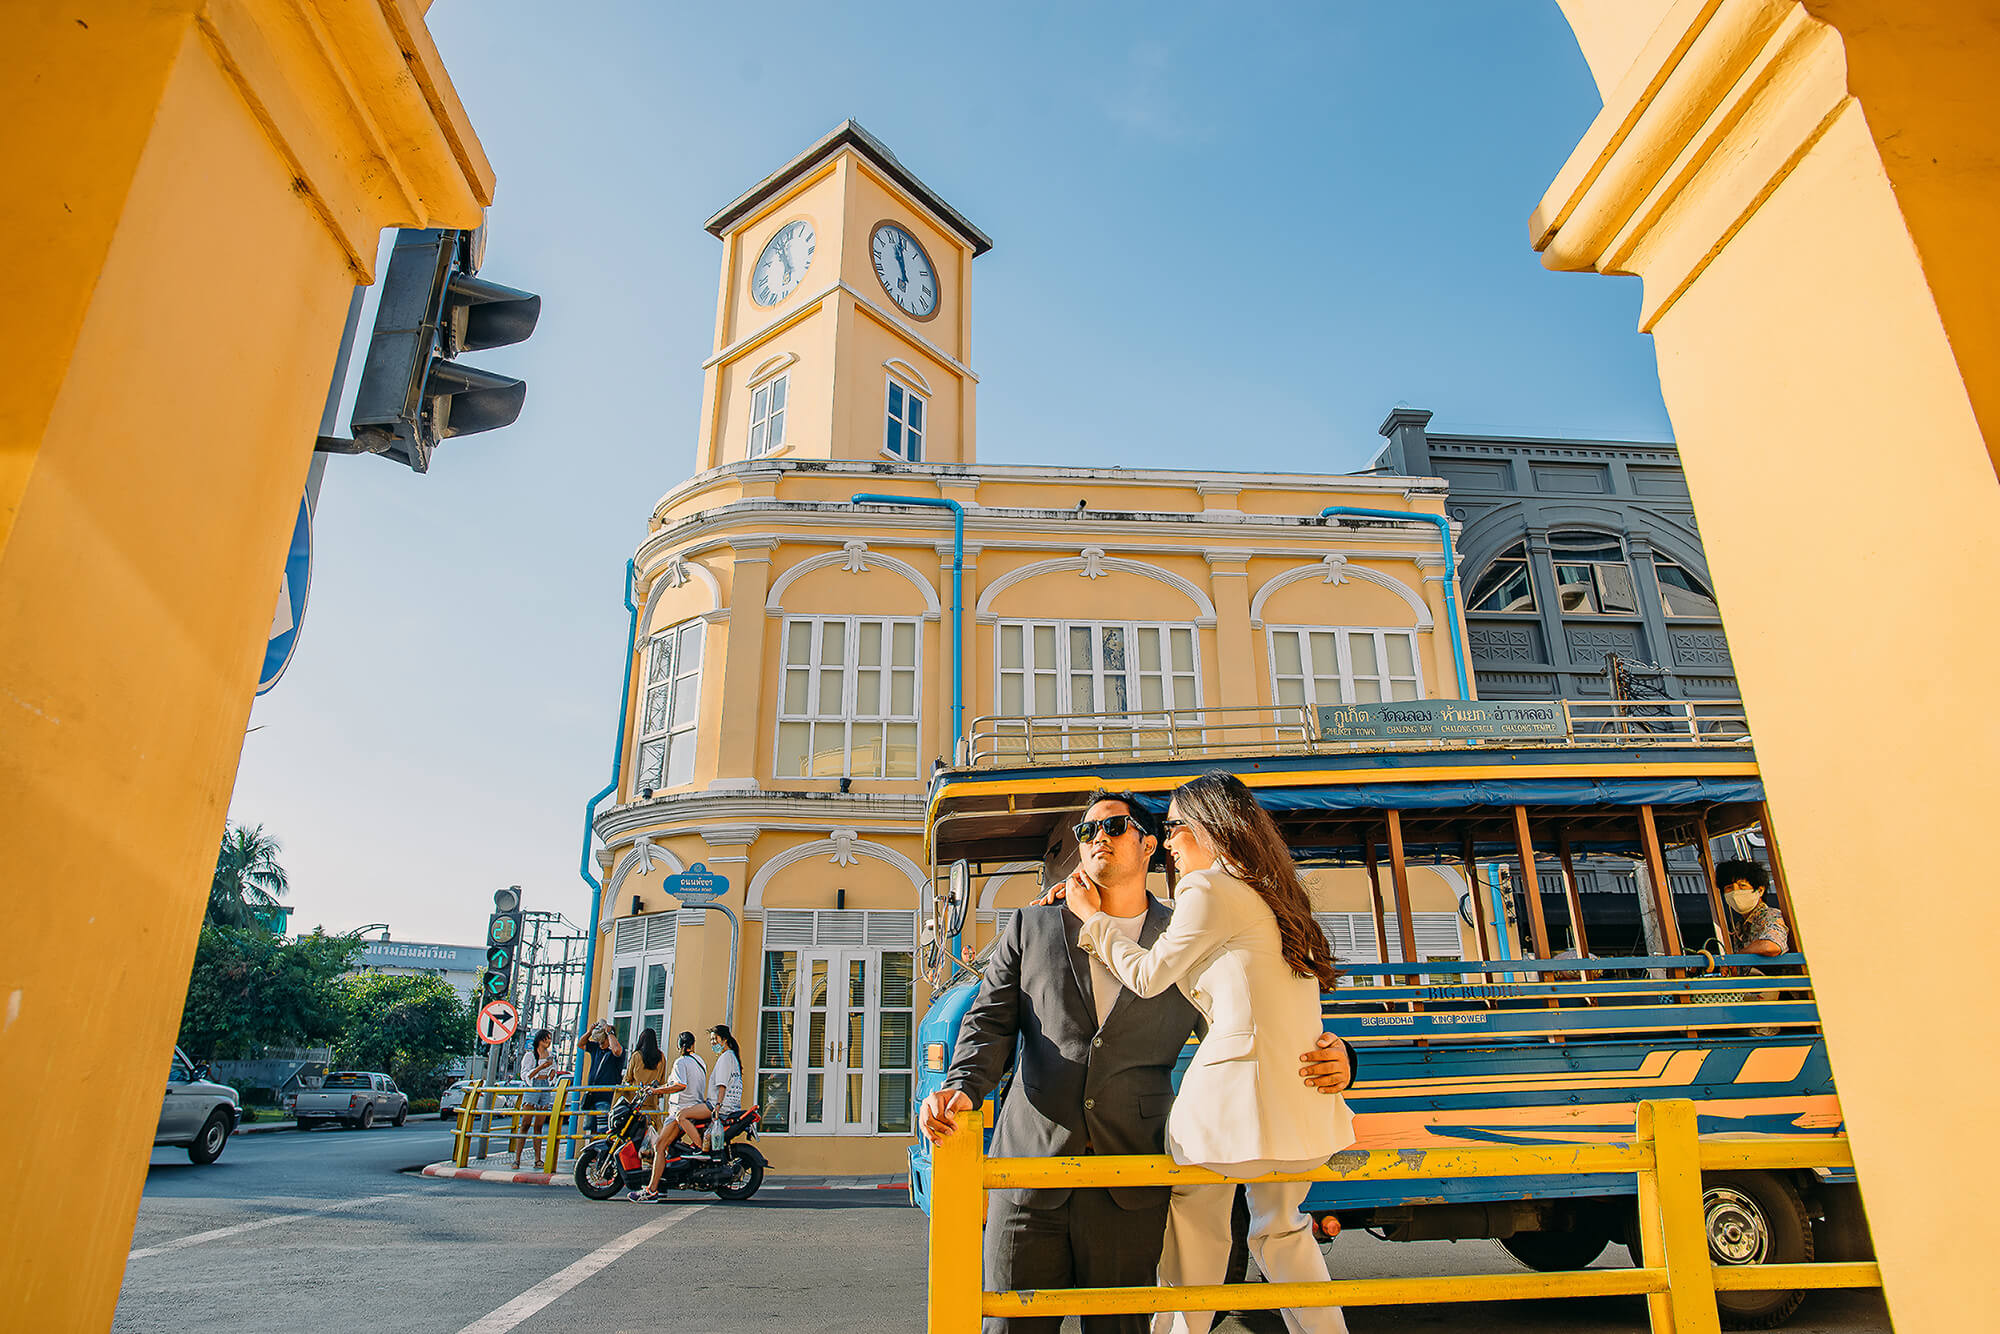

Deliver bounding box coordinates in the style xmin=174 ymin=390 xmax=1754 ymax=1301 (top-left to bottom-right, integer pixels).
xmin=348 ymin=225 xmax=540 ymax=473
xmin=480 ymin=886 xmax=524 ymax=1004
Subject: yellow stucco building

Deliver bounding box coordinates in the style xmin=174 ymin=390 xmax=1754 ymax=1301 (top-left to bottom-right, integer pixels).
xmin=585 ymin=124 xmax=1475 ymax=1175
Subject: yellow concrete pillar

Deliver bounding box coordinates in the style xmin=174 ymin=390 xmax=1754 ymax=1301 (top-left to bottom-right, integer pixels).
xmin=0 ymin=5 xmax=491 ymax=1327
xmin=1204 ymin=549 xmax=1256 ymax=719
xmin=714 ymin=539 xmax=777 ymax=779
xmin=1537 ymin=3 xmax=2000 ymax=1325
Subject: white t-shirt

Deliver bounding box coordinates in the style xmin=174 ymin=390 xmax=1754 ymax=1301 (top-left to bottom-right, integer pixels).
xmin=668 ymin=1053 xmax=707 ymax=1113
xmin=710 ymin=1050 xmax=743 ymax=1115
xmin=1088 ymin=910 xmax=1149 ymax=1029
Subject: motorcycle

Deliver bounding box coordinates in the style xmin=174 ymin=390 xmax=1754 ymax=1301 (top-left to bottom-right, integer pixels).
xmin=573 ymin=1096 xmax=767 ymax=1202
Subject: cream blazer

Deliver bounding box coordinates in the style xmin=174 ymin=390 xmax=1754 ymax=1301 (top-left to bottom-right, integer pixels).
xmin=1078 ymin=866 xmax=1353 ymax=1167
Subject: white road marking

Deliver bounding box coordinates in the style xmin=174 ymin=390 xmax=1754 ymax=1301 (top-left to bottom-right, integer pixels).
xmin=455 ymin=1206 xmax=700 ymax=1334
xmin=127 ymin=1192 xmax=408 ymax=1260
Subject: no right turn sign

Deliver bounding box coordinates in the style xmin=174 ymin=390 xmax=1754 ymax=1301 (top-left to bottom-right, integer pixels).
xmin=477 ymin=999 xmax=520 ymax=1045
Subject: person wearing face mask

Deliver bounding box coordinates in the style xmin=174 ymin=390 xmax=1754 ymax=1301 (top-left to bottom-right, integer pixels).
xmin=1716 ymin=859 xmax=1788 ymax=959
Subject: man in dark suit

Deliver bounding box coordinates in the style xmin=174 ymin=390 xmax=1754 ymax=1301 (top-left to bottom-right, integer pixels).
xmin=919 ymin=790 xmax=1355 ymax=1333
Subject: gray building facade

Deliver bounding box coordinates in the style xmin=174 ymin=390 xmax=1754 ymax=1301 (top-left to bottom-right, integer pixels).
xmin=1373 ymin=407 xmax=1736 ymax=702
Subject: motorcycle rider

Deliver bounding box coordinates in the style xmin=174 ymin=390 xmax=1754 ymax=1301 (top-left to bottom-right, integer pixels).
xmin=632 ymin=1033 xmax=708 ymax=1200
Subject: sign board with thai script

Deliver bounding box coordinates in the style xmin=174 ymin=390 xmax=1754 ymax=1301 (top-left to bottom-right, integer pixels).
xmin=1316 ymin=699 xmax=1567 ymax=743
xmin=661 ymin=862 xmax=727 ymax=904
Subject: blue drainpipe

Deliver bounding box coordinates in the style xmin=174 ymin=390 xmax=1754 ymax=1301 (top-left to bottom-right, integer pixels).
xmin=850 ymin=492 xmax=965 ymax=961
xmin=1318 ymin=507 xmax=1471 ymax=699
xmin=573 ymin=558 xmax=639 ymax=1082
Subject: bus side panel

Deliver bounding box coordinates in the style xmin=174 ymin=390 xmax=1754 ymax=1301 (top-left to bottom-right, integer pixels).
xmin=910 ymin=975 xmax=983 ymax=1216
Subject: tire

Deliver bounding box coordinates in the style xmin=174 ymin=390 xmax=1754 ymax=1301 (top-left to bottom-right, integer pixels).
xmin=1501 ymin=1227 xmax=1613 ymax=1272
xmin=712 ymin=1143 xmax=766 ymax=1201
xmin=296 ymin=1118 xmax=319 ymax=1132
xmin=187 ymin=1111 xmax=231 ymax=1165
xmin=358 ymin=1104 xmax=376 ymax=1130
xmin=392 ymin=1103 xmax=407 ymax=1127
xmin=1631 ymin=1171 xmax=1812 ymax=1329
xmin=574 ymin=1143 xmax=623 ymax=1201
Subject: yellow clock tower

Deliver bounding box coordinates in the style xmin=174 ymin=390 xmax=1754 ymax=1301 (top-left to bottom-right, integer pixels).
xmin=694 ymin=121 xmax=992 ymax=472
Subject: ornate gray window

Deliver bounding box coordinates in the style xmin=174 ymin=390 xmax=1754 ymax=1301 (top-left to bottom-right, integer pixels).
xmin=1467 ymin=541 xmax=1537 ymax=613
xmin=1653 ymin=558 xmax=1720 ymax=618
xmin=1548 ymin=530 xmax=1638 ymax=616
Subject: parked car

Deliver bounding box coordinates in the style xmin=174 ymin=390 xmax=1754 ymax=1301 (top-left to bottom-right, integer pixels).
xmin=439 ymin=1079 xmax=473 ymax=1115
xmin=158 ymin=1047 xmax=241 ymax=1164
xmin=295 ymin=1072 xmax=408 ymax=1130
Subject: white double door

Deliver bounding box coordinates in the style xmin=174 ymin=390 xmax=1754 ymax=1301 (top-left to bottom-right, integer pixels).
xmin=787 ymin=947 xmax=884 ymax=1135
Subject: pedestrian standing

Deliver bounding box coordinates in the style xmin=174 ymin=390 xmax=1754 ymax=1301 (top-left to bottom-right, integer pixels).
xmin=512 ymin=1029 xmax=559 ymax=1170
xmin=579 ymin=1019 xmax=625 ymax=1135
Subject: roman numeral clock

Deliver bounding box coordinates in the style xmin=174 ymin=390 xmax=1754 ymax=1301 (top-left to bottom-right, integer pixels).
xmin=870 ymin=222 xmax=939 ymax=321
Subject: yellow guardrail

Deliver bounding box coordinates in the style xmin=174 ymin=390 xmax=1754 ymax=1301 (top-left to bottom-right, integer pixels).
xmin=928 ymin=1098 xmax=1880 ymax=1332
xmin=451 ymin=1079 xmax=651 ymax=1172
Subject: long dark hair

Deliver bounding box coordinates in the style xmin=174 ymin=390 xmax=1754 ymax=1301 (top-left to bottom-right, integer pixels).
xmin=708 ymin=1024 xmax=740 ymax=1058
xmin=633 ymin=1026 xmax=663 ymax=1071
xmin=1172 ymin=771 xmax=1339 ymax=990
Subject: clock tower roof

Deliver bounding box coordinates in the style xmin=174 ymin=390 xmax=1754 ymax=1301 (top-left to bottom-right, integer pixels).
xmin=704 ymin=119 xmax=993 ymax=257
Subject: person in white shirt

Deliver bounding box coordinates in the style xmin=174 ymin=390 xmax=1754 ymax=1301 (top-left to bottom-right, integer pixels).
xmin=634 ymin=1032 xmax=712 ymax=1199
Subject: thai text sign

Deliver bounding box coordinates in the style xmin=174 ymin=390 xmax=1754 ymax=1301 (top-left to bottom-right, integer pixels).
xmin=661 ymin=862 xmax=727 ymax=904
xmin=1316 ymin=699 xmax=1566 ymax=742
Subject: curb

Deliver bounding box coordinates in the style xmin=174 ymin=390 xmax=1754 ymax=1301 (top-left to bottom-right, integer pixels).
xmin=418 ymin=1162 xmax=908 ymax=1194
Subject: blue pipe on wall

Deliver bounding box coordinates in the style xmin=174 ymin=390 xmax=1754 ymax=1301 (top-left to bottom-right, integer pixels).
xmin=573 ymin=558 xmax=639 ymax=1080
xmin=1318 ymin=506 xmax=1471 ymax=699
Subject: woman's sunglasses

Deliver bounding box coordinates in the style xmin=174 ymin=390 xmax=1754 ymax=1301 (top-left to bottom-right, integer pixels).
xmin=1072 ymin=814 xmax=1139 ymax=843
xmin=1160 ymin=819 xmax=1188 ymax=836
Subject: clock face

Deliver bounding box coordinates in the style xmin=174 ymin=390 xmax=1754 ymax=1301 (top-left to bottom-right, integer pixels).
xmin=750 ymin=219 xmax=815 ymax=307
xmin=871 ymin=223 xmax=939 ymax=318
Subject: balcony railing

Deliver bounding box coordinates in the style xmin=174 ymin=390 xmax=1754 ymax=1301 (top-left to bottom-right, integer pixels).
xmin=959 ymin=698 xmax=1751 ymax=768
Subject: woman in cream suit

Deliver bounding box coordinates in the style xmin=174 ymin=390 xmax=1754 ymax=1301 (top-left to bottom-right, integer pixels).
xmin=1068 ymin=771 xmax=1351 ymax=1334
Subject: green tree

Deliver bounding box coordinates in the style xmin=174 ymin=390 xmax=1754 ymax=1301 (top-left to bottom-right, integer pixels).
xmin=208 ymin=823 xmax=290 ymax=930
xmin=338 ymin=972 xmax=474 ymax=1100
xmin=177 ymin=927 xmax=360 ymax=1061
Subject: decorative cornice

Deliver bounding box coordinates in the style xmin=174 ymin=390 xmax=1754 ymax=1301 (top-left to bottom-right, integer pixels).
xmin=1248 ymin=556 xmax=1436 ymax=632
xmin=196 ymin=1 xmax=494 ymax=276
xmin=593 ymin=790 xmax=927 ymax=845
xmin=745 ymin=832 xmax=928 ymax=908
xmin=764 ymin=543 xmax=943 ymax=619
xmin=1532 ymin=0 xmax=1847 ymax=330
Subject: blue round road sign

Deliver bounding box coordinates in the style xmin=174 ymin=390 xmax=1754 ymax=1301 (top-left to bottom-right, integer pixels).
xmin=257 ymin=493 xmax=313 ymax=696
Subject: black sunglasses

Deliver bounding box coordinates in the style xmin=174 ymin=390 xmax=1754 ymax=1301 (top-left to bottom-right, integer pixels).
xmin=1073 ymin=814 xmax=1141 ymax=843
xmin=1160 ymin=819 xmax=1188 ymax=836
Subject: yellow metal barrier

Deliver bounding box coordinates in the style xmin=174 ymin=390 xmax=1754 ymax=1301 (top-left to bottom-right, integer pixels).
xmin=449 ymin=1080 xmax=647 ymax=1172
xmin=928 ymin=1098 xmax=1881 ymax=1332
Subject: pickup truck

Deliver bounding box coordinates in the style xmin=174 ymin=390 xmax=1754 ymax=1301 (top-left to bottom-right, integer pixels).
xmin=295 ymin=1071 xmax=408 ymax=1130
xmin=158 ymin=1046 xmax=241 ymax=1164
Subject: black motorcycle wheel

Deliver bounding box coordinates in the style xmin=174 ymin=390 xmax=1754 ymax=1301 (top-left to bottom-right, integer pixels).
xmin=712 ymin=1144 xmax=765 ymax=1201
xmin=574 ymin=1143 xmax=624 ymax=1201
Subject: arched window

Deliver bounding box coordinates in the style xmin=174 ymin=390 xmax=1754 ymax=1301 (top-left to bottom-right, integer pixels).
xmin=1548 ymin=530 xmax=1637 ymax=615
xmin=1468 ymin=542 xmax=1536 ymax=613
xmin=1653 ymin=557 xmax=1720 ymax=618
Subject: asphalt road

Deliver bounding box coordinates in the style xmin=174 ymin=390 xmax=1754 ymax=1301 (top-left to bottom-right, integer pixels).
xmin=117 ymin=1128 xmax=1891 ymax=1333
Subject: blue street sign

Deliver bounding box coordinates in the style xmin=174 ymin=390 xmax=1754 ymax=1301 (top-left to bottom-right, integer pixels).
xmin=257 ymin=492 xmax=313 ymax=696
xmin=661 ymin=862 xmax=727 ymax=904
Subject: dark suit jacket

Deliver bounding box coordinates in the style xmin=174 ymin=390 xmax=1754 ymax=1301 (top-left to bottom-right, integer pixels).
xmin=943 ymin=898 xmax=1203 ymax=1210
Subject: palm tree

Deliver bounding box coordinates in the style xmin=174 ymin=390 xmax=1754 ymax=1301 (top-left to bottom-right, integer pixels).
xmin=209 ymin=824 xmax=290 ymax=930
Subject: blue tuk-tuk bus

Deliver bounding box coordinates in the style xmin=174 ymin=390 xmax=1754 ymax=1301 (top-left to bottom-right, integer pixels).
xmin=910 ymin=699 xmax=1872 ymax=1328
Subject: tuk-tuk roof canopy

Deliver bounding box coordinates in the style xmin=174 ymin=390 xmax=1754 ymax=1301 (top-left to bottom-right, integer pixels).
xmin=926 ymin=744 xmax=1764 ymax=869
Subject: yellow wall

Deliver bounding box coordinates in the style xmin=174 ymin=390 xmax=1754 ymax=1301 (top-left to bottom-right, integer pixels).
xmin=1540 ymin=3 xmax=2000 ymax=1326
xmin=1 ymin=4 xmax=491 ymax=1327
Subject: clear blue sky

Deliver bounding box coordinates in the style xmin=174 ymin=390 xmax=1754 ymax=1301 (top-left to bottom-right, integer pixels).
xmin=229 ymin=1 xmax=1670 ymax=946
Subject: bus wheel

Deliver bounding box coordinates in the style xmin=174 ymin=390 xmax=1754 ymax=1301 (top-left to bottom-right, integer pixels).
xmin=1705 ymin=1173 xmax=1811 ymax=1328
xmin=1499 ymin=1227 xmax=1612 ymax=1271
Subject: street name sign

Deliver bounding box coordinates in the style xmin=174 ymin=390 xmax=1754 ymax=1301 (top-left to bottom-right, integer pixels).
xmin=1316 ymin=699 xmax=1567 ymax=743
xmin=477 ymin=999 xmax=520 ymax=1045
xmin=660 ymin=863 xmax=726 ymax=904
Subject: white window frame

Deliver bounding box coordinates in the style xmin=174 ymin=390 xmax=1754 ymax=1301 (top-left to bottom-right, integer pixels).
xmin=1547 ymin=530 xmax=1639 ymax=617
xmin=993 ymin=620 xmax=1202 ymax=759
xmin=883 ymin=375 xmax=926 ymax=461
xmin=1265 ymin=625 xmax=1423 ymax=708
xmin=775 ymin=616 xmax=923 ymax=779
xmin=755 ymin=910 xmax=917 ymax=1137
xmin=606 ymin=914 xmax=678 ymax=1052
xmin=635 ymin=619 xmax=704 ymax=794
xmin=748 ymin=372 xmax=788 ymax=457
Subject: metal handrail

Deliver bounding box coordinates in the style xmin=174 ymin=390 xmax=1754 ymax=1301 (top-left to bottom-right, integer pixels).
xmin=451 ymin=1079 xmax=658 ymax=1172
xmin=961 ymin=698 xmax=1753 ymax=768
xmin=927 ymin=1099 xmax=1880 ymax=1331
